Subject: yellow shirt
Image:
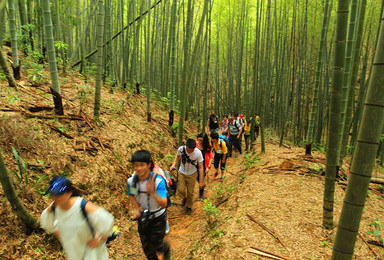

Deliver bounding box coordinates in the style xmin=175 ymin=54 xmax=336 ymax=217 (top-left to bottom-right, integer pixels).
xmin=244 ymin=124 xmax=251 ymax=135
xmin=211 ymin=139 xmax=228 ymax=154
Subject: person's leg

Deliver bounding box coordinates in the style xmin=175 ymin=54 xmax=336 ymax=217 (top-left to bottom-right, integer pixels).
xmin=213 ymin=153 xmax=220 ymax=178
xmin=185 ymin=172 xmax=198 ymax=210
xmin=255 ymin=125 xmax=259 ymax=139
xmin=149 ymin=213 xmax=171 ymax=260
xmin=220 ymin=155 xmax=227 ymax=179
xmin=228 ymin=135 xmax=235 ymax=157
xmin=216 ymin=153 xmax=224 ymax=179
xmin=245 ymin=135 xmax=250 ymax=151
xmin=178 ymin=173 xmax=187 ymax=205
xmin=139 ymin=222 xmax=159 ymax=259
xmin=198 ymin=163 xmax=206 ymax=199
xmin=235 ymin=137 xmax=242 ymax=154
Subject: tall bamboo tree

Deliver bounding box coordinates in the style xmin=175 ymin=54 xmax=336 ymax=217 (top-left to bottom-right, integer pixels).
xmin=168 ymin=0 xmax=178 ymax=126
xmin=93 ymin=0 xmax=105 ymax=119
xmin=332 ymin=6 xmax=384 ymax=258
xmin=323 ymin=0 xmax=350 ymax=229
xmin=0 ymin=149 xmax=39 ymax=230
xmin=0 ymin=9 xmax=17 ymax=88
xmin=177 ymin=0 xmax=194 ymax=145
xmin=146 ymin=0 xmax=152 ymax=122
xmin=0 ymin=50 xmax=18 ymax=88
xmin=0 ymin=5 xmax=4 ymax=47
xmin=338 ymin=0 xmax=359 ymax=165
xmin=344 ymin=0 xmax=367 ymax=157
xmin=306 ymin=0 xmax=330 ymax=155
xmin=8 ymin=0 xmax=21 ymax=79
xmin=42 ymin=0 xmax=64 ymax=115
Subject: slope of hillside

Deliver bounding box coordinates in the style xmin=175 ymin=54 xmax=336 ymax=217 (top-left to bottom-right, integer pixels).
xmin=0 ymin=69 xmax=198 ymax=259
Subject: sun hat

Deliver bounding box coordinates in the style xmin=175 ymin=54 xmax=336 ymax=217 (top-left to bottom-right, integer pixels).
xmin=45 ymin=176 xmax=72 ymax=195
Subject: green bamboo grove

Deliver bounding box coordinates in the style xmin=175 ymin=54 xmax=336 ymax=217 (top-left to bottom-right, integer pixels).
xmin=1 ymin=0 xmax=380 ymax=145
xmin=0 ymin=0 xmax=383 ymax=257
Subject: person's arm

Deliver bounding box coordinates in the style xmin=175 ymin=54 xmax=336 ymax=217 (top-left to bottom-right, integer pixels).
xmin=85 ymin=202 xmax=110 ymax=248
xmin=237 ymin=123 xmax=243 ymax=139
xmin=147 ymin=178 xmax=167 ymax=208
xmin=129 ymin=195 xmax=142 ymax=219
xmin=205 ymin=152 xmax=212 ymax=174
xmin=41 ymin=204 xmax=60 ymax=239
xmin=222 ymin=142 xmax=228 ymax=162
xmin=170 ymin=154 xmax=181 ymax=171
xmin=206 ymin=120 xmax=211 ymax=135
xmin=198 ymin=161 xmax=205 ymax=189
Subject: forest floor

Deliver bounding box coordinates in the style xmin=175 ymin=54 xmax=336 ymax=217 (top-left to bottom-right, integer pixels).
xmin=1 ymin=64 xmax=384 ymax=259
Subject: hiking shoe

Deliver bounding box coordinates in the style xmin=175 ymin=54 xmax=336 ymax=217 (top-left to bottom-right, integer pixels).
xmin=181 ymin=198 xmax=186 ymax=206
xmin=214 ymin=172 xmax=218 ymax=178
xmin=186 ymin=207 xmax=193 ymax=215
xmin=165 ymin=220 xmax=170 ymax=234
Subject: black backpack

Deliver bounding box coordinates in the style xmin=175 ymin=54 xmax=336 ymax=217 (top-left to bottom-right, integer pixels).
xmin=181 ymin=146 xmax=197 ymax=165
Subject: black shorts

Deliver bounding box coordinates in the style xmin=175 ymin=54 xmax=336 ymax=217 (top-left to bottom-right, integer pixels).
xmin=214 ymin=153 xmax=226 ymax=170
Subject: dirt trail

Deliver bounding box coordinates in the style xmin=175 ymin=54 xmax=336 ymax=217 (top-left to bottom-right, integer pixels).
xmin=163 ymin=141 xmax=384 ymax=260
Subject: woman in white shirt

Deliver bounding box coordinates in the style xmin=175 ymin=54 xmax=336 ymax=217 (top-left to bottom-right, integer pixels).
xmin=40 ymin=176 xmax=114 ymax=260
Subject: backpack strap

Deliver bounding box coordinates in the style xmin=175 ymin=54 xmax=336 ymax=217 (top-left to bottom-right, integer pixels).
xmin=80 ymin=199 xmax=95 ymax=236
xmin=51 ymin=199 xmax=95 ymax=237
xmin=182 ymin=146 xmax=196 ymax=165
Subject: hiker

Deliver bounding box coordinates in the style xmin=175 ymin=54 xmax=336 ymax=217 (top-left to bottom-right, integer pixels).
xmin=234 ymin=112 xmax=245 ymax=149
xmin=254 ymin=114 xmax=260 ymax=139
xmin=210 ymin=133 xmax=228 ymax=181
xmin=127 ymin=150 xmax=171 ymax=260
xmin=170 ymin=138 xmax=204 ymax=215
xmin=40 ymin=176 xmax=114 ymax=260
xmin=227 ymin=117 xmax=242 ymax=157
xmin=244 ymin=118 xmax=252 ymax=151
xmin=206 ymin=113 xmax=220 ymax=136
xmin=196 ymin=132 xmax=213 ymax=199
xmin=221 ymin=115 xmax=229 ymax=136
xmin=133 ymin=162 xmax=171 ymax=235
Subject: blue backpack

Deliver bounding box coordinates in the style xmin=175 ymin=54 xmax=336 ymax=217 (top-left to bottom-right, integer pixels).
xmin=219 ymin=135 xmax=229 ymax=148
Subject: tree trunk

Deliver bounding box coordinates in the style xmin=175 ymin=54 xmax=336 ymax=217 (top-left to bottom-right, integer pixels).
xmin=306 ymin=0 xmax=330 ymax=155
xmin=338 ymin=0 xmax=359 ymax=165
xmin=8 ymin=0 xmax=21 ymax=80
xmin=323 ymin=0 xmax=349 ymax=230
xmin=0 ymin=149 xmax=39 ymax=231
xmin=145 ymin=0 xmax=151 ymax=122
xmin=42 ymin=0 xmax=64 ymax=115
xmin=332 ymin=6 xmax=384 ymax=258
xmin=93 ymin=0 xmax=105 ymax=119
xmin=0 ymin=49 xmax=18 ymax=88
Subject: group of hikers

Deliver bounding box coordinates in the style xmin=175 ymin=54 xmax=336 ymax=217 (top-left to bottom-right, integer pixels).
xmin=40 ymin=112 xmax=260 ymax=260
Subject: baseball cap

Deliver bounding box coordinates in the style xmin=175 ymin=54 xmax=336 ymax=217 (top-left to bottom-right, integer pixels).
xmin=45 ymin=176 xmax=72 ymax=195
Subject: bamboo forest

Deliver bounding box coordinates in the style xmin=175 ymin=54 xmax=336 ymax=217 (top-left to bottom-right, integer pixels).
xmin=1 ymin=0 xmax=384 ymax=258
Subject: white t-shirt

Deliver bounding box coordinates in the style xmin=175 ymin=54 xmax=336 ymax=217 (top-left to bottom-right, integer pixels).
xmin=40 ymin=197 xmax=114 ymax=260
xmin=127 ymin=172 xmax=167 ymax=217
xmin=177 ymin=146 xmax=203 ymax=175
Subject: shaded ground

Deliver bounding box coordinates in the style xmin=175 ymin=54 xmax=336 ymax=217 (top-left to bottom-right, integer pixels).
xmin=1 ymin=69 xmax=384 ymax=259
